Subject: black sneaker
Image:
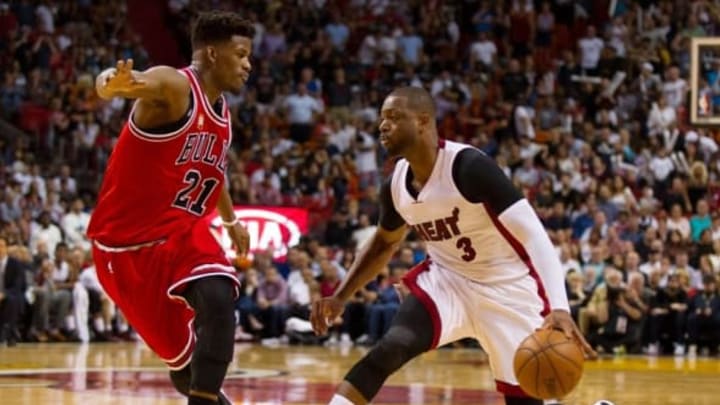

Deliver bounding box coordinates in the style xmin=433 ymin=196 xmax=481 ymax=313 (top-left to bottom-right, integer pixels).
xmin=218 ymin=390 xmax=232 ymax=405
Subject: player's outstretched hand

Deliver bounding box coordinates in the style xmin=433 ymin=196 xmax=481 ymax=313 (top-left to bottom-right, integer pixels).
xmin=310 ymin=296 xmax=345 ymax=336
xmin=96 ymin=59 xmax=146 ymax=99
xmin=227 ymin=222 xmax=250 ymax=257
xmin=540 ymin=309 xmax=598 ymax=360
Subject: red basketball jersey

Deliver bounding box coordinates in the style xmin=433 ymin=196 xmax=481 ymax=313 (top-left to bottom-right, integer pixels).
xmin=87 ymin=67 xmax=232 ymax=246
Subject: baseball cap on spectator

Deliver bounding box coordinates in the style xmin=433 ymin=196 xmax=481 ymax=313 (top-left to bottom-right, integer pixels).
xmin=642 ymin=62 xmax=654 ymax=73
xmin=685 ymin=130 xmax=699 ymax=143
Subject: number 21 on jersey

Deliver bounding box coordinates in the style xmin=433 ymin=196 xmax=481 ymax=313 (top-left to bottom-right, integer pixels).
xmin=172 ymin=169 xmax=219 ymax=215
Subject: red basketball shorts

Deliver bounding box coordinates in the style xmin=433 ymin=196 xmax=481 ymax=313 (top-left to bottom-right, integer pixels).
xmin=92 ymin=220 xmax=239 ymax=370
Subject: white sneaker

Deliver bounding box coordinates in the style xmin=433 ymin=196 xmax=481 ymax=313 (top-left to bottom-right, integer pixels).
xmin=324 ymin=334 xmax=339 ymax=347
xmin=261 ymin=337 xmax=280 ymax=347
xmin=674 ymin=343 xmax=686 ymax=356
xmin=688 ymin=344 xmax=698 ymax=358
xmin=647 ymin=343 xmax=659 ymax=356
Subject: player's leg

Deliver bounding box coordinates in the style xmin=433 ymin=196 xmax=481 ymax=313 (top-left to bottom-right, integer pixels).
xmin=182 ymin=276 xmax=236 ymax=405
xmin=466 ymin=276 xmax=548 ymax=405
xmin=329 ymin=294 xmax=434 ymax=405
xmin=169 ymin=365 xmax=232 ymax=405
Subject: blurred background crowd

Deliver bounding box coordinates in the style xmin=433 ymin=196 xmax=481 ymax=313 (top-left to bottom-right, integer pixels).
xmin=0 ymin=0 xmax=719 ymax=357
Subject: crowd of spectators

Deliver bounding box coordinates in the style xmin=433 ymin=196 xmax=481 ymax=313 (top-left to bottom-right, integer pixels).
xmin=0 ymin=0 xmax=719 ymax=356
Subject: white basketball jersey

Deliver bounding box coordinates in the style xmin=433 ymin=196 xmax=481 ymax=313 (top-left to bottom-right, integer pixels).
xmin=390 ymin=140 xmax=529 ymax=283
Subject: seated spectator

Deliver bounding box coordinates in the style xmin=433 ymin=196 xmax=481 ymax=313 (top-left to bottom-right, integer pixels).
xmin=587 ymin=268 xmax=645 ymax=354
xmin=235 ymin=268 xmax=263 ymax=341
xmin=566 ymin=271 xmax=588 ymax=322
xmin=686 ymin=275 xmax=720 ymax=356
xmin=363 ymin=265 xmax=408 ymax=346
xmin=257 ymin=267 xmax=288 ymax=341
xmin=0 ymin=237 xmax=25 ymax=346
xmin=647 ymin=273 xmax=687 ymax=355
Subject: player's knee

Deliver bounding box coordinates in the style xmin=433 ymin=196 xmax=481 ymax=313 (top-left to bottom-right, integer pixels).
xmin=188 ymin=276 xmax=235 ymax=318
xmin=369 ymin=332 xmax=423 ymax=373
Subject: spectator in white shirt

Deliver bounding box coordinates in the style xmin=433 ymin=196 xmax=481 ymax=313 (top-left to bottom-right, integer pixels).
xmin=357 ymin=29 xmax=378 ymax=67
xmin=61 ymin=199 xmax=91 ymax=252
xmin=283 ymin=84 xmax=324 ymax=143
xmin=662 ymin=66 xmax=688 ymax=108
xmin=647 ymin=94 xmax=677 ymax=137
xmin=469 ymin=31 xmax=497 ymax=68
xmin=578 ymin=25 xmax=604 ymax=74
xmin=377 ymin=26 xmax=398 ymax=66
xmin=666 ymin=203 xmax=691 ymax=241
xmin=30 ymin=211 xmax=63 ymax=260
xmin=649 ymin=147 xmax=675 ymax=184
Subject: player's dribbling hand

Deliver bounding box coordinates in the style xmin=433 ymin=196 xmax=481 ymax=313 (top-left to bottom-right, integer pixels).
xmin=227 ymin=222 xmax=250 ymax=257
xmin=310 ymin=296 xmax=345 ymax=336
xmin=540 ymin=309 xmax=598 ymax=360
xmin=96 ymin=59 xmax=146 ymax=99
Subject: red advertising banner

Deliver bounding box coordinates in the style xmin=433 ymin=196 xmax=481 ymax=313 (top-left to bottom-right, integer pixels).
xmin=206 ymin=206 xmax=309 ymax=262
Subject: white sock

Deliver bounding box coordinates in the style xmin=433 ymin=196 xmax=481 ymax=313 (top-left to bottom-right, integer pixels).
xmin=329 ymin=394 xmax=354 ymax=405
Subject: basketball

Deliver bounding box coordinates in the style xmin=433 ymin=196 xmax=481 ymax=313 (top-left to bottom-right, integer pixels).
xmin=513 ymin=329 xmax=584 ymax=399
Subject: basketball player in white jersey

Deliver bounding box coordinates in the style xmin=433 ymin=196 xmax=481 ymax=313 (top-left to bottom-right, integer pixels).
xmin=310 ymin=87 xmax=596 ymax=405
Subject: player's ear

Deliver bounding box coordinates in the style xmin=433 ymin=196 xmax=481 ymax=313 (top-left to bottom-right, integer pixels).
xmin=206 ymin=46 xmax=218 ymax=66
xmin=417 ymin=111 xmax=432 ymax=127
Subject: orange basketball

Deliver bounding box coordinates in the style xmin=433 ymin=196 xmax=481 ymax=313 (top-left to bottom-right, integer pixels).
xmin=513 ymin=329 xmax=584 ymax=400
xmin=234 ymin=255 xmax=252 ymax=270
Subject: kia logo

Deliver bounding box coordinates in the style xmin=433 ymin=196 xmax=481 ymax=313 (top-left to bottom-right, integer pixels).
xmin=209 ymin=207 xmax=307 ymax=260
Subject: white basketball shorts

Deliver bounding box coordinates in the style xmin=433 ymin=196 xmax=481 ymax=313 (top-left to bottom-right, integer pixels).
xmin=403 ymin=259 xmax=547 ymax=396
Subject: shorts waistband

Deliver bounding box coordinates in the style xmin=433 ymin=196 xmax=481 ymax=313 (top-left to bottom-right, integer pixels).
xmin=93 ymin=238 xmax=166 ymax=252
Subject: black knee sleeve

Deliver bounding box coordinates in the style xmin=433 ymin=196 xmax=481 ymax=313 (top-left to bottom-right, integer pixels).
xmin=184 ymin=276 xmax=236 ymax=394
xmin=170 ymin=365 xmax=191 ymax=395
xmin=345 ymin=295 xmax=433 ymax=401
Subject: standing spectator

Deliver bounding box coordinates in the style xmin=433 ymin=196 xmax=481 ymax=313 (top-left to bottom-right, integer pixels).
xmin=325 ymin=12 xmax=349 ymax=51
xmin=662 ymin=66 xmax=688 ymax=109
xmin=283 ymin=83 xmax=324 ymax=144
xmin=578 ymin=26 xmax=604 ymax=75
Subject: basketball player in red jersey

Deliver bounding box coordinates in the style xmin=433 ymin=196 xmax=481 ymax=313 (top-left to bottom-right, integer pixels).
xmin=311 ymin=87 xmax=597 ymax=405
xmin=87 ymin=12 xmax=253 ymax=405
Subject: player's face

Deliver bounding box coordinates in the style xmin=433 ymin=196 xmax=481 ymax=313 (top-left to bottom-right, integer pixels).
xmin=378 ymin=96 xmax=417 ymax=156
xmin=214 ymin=35 xmax=252 ymax=93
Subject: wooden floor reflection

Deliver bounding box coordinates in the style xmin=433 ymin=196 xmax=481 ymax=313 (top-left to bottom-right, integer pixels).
xmin=0 ymin=342 xmax=718 ymax=404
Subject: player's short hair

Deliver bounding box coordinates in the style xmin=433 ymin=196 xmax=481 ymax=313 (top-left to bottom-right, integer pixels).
xmin=388 ymin=86 xmax=436 ymax=116
xmin=191 ymin=11 xmax=255 ymax=48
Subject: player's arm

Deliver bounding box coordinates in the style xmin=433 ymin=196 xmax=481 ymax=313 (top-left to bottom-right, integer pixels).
xmin=216 ymin=183 xmax=250 ymax=256
xmin=333 ymin=178 xmax=407 ymax=302
xmin=453 ymin=148 xmax=569 ymax=312
xmin=455 ymin=148 xmax=595 ymax=356
xmin=311 ymin=177 xmax=406 ymax=335
xmin=95 ymin=59 xmax=189 ymax=105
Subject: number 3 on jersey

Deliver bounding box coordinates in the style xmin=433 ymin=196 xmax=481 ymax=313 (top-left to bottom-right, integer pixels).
xmin=456 ymin=236 xmax=476 ymax=262
xmin=172 ymin=170 xmax=219 ymax=215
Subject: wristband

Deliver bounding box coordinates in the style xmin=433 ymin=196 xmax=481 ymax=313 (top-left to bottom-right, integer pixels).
xmin=222 ymin=217 xmax=240 ymax=227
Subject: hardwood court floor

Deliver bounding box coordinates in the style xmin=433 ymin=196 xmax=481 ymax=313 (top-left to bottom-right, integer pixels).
xmin=0 ymin=342 xmax=718 ymax=404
